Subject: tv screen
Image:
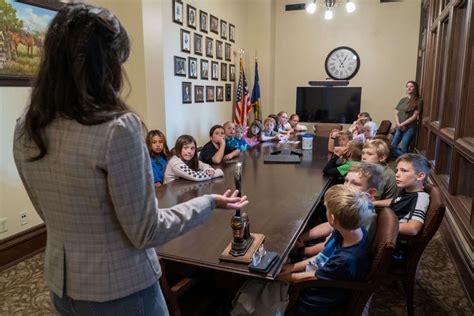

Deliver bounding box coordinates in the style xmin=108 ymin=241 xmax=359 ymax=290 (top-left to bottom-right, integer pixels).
xmin=296 ymin=87 xmax=361 ymax=123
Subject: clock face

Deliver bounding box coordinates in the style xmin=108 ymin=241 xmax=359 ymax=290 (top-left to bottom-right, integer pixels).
xmin=325 ymin=46 xmax=360 ymax=80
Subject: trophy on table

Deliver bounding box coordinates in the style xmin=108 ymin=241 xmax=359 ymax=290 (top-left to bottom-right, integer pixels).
xmin=229 ymin=162 xmax=254 ymax=256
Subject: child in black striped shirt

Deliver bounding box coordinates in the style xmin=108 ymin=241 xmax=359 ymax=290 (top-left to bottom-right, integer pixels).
xmin=373 ymin=153 xmax=431 ymax=236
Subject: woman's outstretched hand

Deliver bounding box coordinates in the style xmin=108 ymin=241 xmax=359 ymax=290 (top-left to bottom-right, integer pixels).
xmin=212 ymin=189 xmax=248 ymax=209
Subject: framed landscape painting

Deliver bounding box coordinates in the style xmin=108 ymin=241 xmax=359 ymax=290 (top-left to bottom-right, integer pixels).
xmin=0 ymin=0 xmax=60 ymax=86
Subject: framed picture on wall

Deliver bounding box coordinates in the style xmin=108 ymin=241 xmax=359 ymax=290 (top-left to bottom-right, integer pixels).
xmin=187 ymin=4 xmax=196 ymax=29
xmin=200 ymin=59 xmax=209 ymax=80
xmin=225 ymin=43 xmax=231 ymax=61
xmin=229 ymin=64 xmax=236 ymax=81
xmin=216 ymin=40 xmax=223 ymax=60
xmin=211 ymin=61 xmax=219 ymax=80
xmin=181 ymin=29 xmax=191 ymax=53
xmin=229 ymin=23 xmax=235 ymax=42
xmin=205 ymin=37 xmax=213 ymax=58
xmin=0 ymin=0 xmax=60 ymax=86
xmin=199 ymin=10 xmax=208 ymax=33
xmin=206 ymin=85 xmax=215 ymax=102
xmin=173 ymin=0 xmax=183 ymax=25
xmin=182 ymin=82 xmax=192 ymax=104
xmin=188 ymin=57 xmax=198 ymax=79
xmin=221 ymin=63 xmax=227 ymax=81
xmin=216 ymin=86 xmax=224 ymax=102
xmin=194 ymin=33 xmax=203 ymax=55
xmin=210 ymin=15 xmax=218 ymax=34
xmin=220 ymin=20 xmax=227 ymax=40
xmin=174 ymin=56 xmax=186 ymax=76
xmin=225 ymin=83 xmax=232 ymax=101
xmin=195 ymin=85 xmax=204 ymax=103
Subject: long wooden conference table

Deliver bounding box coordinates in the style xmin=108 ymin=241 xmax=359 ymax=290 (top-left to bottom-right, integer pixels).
xmin=155 ymin=136 xmax=331 ymax=280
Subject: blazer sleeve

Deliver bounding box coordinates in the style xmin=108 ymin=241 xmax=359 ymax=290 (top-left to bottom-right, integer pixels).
xmin=105 ymin=113 xmax=216 ymax=249
xmin=13 ymin=117 xmax=45 ymax=221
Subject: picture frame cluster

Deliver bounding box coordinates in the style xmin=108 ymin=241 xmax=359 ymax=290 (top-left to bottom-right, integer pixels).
xmin=173 ymin=0 xmax=235 ymax=104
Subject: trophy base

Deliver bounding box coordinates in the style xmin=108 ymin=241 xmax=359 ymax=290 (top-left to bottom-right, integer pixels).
xmin=219 ymin=233 xmax=266 ymax=264
xmin=229 ymin=235 xmax=255 ymax=257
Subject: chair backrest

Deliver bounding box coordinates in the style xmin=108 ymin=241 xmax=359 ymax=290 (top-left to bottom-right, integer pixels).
xmin=347 ymin=207 xmax=399 ymax=312
xmin=313 ymin=123 xmax=343 ymax=137
xmin=403 ymin=184 xmax=446 ymax=271
xmin=376 ymin=120 xmax=392 ymax=135
xmin=287 ymin=207 xmax=398 ymax=316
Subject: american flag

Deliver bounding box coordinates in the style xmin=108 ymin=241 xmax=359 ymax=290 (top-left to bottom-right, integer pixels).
xmin=234 ymin=58 xmax=251 ymax=126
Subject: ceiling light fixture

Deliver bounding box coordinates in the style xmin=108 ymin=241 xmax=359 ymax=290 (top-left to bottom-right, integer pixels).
xmin=305 ymin=0 xmax=357 ymax=19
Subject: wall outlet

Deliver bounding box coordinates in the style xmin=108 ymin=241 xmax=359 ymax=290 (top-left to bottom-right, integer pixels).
xmin=20 ymin=211 xmax=28 ymax=226
xmin=0 ymin=218 xmax=7 ymax=233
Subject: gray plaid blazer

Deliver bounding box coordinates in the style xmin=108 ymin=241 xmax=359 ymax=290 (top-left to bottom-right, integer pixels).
xmin=13 ymin=112 xmax=215 ymax=302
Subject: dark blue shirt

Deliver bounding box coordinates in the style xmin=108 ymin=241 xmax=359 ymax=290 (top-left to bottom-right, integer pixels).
xmin=299 ymin=228 xmax=370 ymax=313
xmin=150 ymin=155 xmax=167 ymax=184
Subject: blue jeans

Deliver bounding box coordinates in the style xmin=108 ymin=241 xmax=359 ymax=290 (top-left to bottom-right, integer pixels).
xmin=391 ymin=126 xmax=416 ymax=158
xmin=51 ymin=282 xmax=169 ymax=316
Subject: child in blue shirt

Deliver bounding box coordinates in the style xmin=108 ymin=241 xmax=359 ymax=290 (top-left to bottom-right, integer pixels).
xmin=146 ymin=130 xmax=169 ymax=187
xmin=278 ymin=184 xmax=373 ymax=315
xmin=232 ymin=124 xmax=249 ymax=152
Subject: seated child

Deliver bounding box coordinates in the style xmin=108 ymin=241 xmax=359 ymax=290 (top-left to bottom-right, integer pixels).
xmin=363 ymin=125 xmax=374 ymax=141
xmin=146 ymin=129 xmax=169 ymax=188
xmin=284 ymin=113 xmax=308 ymax=133
xmin=359 ymin=112 xmax=378 ymax=137
xmin=373 ymin=153 xmax=431 ymax=236
xmin=164 ymin=135 xmax=223 ymax=184
xmin=297 ymin=163 xmax=383 ymax=257
xmin=323 ymin=140 xmax=364 ymax=177
xmin=351 ymin=119 xmax=366 ymax=142
xmin=232 ymin=124 xmax=250 ymax=152
xmin=223 ymin=121 xmax=243 ymax=157
xmin=328 ymin=129 xmax=352 ymax=160
xmin=268 ymin=114 xmax=280 ymax=133
xmin=362 ymin=139 xmax=398 ymax=200
xmin=200 ymin=125 xmax=240 ymax=164
xmin=244 ymin=120 xmax=262 ymax=147
xmin=278 ymin=185 xmax=373 ymax=315
xmin=261 ymin=117 xmax=284 ymax=142
xmin=277 ymin=111 xmax=291 ymax=135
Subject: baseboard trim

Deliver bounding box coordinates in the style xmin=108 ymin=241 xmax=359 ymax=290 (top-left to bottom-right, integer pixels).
xmin=0 ymin=224 xmax=46 ymax=272
xmin=440 ymin=218 xmax=474 ymax=309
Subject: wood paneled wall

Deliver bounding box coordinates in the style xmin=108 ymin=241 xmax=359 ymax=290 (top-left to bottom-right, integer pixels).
xmin=416 ymin=0 xmax=473 ymax=279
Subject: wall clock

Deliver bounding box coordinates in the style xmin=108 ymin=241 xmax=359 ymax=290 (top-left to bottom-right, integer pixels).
xmin=325 ymin=46 xmax=360 ymax=80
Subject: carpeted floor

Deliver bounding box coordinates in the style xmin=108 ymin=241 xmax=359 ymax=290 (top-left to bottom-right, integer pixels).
xmin=0 ymin=231 xmax=472 ymax=315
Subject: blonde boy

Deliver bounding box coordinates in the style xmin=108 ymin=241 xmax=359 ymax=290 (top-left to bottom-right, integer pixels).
xmin=362 ymin=139 xmax=398 ymax=200
xmin=279 ymin=185 xmax=373 ymax=314
xmin=298 ymin=163 xmax=383 ymax=257
xmin=373 ymin=153 xmax=431 ymax=235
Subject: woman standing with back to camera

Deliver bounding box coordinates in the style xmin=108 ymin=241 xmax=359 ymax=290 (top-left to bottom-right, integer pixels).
xmin=13 ymin=4 xmax=247 ymax=315
xmin=391 ymin=81 xmax=423 ymax=157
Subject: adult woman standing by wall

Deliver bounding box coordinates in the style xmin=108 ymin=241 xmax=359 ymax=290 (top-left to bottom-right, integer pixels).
xmin=13 ymin=4 xmax=247 ymax=315
xmin=391 ymin=81 xmax=423 ymax=157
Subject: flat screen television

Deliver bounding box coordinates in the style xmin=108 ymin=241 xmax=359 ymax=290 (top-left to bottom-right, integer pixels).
xmin=296 ymin=87 xmax=361 ymax=123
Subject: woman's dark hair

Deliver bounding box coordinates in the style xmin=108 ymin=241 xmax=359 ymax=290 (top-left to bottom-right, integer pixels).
xmin=247 ymin=120 xmax=263 ymax=138
xmin=146 ymin=130 xmax=170 ymax=160
xmin=406 ymin=80 xmax=420 ymax=113
xmin=174 ymin=135 xmax=199 ymax=171
xmin=24 ymin=3 xmax=131 ymax=161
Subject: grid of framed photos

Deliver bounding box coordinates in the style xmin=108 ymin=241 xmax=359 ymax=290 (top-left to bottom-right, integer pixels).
xmin=172 ymin=0 xmax=235 ymax=104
